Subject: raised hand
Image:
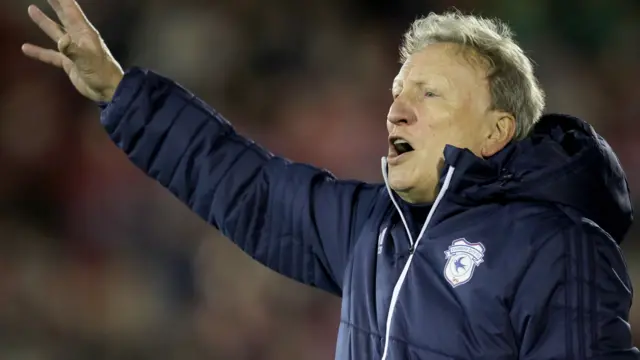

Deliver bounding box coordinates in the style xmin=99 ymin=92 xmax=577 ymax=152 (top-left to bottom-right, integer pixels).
xmin=22 ymin=0 xmax=124 ymax=102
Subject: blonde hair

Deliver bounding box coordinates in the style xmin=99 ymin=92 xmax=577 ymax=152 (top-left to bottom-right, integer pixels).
xmin=400 ymin=11 xmax=545 ymax=140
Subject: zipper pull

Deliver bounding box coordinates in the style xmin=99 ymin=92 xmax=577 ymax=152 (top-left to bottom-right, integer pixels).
xmin=499 ymin=168 xmax=514 ymax=186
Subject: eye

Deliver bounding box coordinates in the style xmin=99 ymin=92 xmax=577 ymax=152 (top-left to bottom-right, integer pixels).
xmin=425 ymin=91 xmax=437 ymax=98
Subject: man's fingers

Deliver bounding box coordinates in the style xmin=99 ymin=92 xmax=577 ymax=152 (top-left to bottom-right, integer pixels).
xmin=21 ymin=43 xmax=68 ymax=70
xmin=47 ymin=0 xmax=90 ymax=33
xmin=45 ymin=0 xmax=65 ymax=24
xmin=28 ymin=5 xmax=65 ymax=42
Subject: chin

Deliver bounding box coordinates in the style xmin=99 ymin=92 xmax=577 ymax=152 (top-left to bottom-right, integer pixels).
xmin=389 ymin=183 xmax=420 ymax=204
xmin=387 ymin=169 xmax=413 ymax=193
xmin=387 ymin=168 xmax=436 ymax=203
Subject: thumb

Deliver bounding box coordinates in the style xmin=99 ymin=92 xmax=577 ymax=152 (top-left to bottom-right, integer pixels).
xmin=57 ymin=33 xmax=82 ymax=61
xmin=57 ymin=34 xmax=73 ymax=56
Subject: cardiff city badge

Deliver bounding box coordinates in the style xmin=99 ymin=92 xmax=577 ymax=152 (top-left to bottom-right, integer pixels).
xmin=443 ymin=238 xmax=485 ymax=288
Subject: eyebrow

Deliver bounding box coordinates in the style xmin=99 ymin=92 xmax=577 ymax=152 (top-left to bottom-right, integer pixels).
xmin=391 ymin=80 xmax=434 ymax=92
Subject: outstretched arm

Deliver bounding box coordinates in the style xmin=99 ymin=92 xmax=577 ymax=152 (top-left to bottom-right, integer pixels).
xmin=101 ymin=68 xmax=381 ymax=294
xmin=22 ymin=0 xmax=381 ymax=295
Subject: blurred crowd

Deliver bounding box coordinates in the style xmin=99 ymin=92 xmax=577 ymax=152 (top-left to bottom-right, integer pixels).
xmin=0 ymin=0 xmax=639 ymax=358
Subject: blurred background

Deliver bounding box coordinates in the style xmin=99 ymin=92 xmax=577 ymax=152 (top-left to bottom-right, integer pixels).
xmin=1 ymin=0 xmax=639 ymax=358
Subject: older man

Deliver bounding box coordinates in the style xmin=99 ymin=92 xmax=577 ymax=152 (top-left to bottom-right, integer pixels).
xmin=23 ymin=1 xmax=637 ymax=359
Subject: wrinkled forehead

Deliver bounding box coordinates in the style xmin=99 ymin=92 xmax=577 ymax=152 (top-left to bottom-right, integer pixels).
xmin=393 ymin=43 xmax=490 ymax=91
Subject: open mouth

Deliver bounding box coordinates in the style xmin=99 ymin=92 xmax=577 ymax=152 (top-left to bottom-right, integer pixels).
xmin=389 ymin=136 xmax=414 ymax=156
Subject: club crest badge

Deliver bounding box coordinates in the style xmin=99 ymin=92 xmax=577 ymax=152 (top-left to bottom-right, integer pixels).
xmin=443 ymin=238 xmax=485 ymax=288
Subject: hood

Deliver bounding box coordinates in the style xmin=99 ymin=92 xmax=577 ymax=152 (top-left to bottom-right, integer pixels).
xmin=383 ymin=114 xmax=633 ymax=243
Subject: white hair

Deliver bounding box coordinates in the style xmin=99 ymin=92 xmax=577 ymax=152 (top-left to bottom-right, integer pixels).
xmin=400 ymin=11 xmax=545 ymax=140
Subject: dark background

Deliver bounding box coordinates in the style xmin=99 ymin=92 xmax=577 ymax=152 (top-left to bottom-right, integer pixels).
xmin=1 ymin=0 xmax=639 ymax=358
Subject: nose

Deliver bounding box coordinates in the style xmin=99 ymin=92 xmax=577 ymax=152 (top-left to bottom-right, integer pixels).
xmin=387 ymin=98 xmax=417 ymax=126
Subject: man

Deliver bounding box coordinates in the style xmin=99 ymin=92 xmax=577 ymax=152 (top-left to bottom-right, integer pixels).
xmin=22 ymin=1 xmax=638 ymax=358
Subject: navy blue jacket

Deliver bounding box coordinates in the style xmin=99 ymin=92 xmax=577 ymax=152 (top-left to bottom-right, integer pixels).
xmin=101 ymin=68 xmax=638 ymax=359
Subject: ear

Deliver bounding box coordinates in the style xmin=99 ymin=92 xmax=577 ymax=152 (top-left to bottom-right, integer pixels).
xmin=481 ymin=112 xmax=515 ymax=157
